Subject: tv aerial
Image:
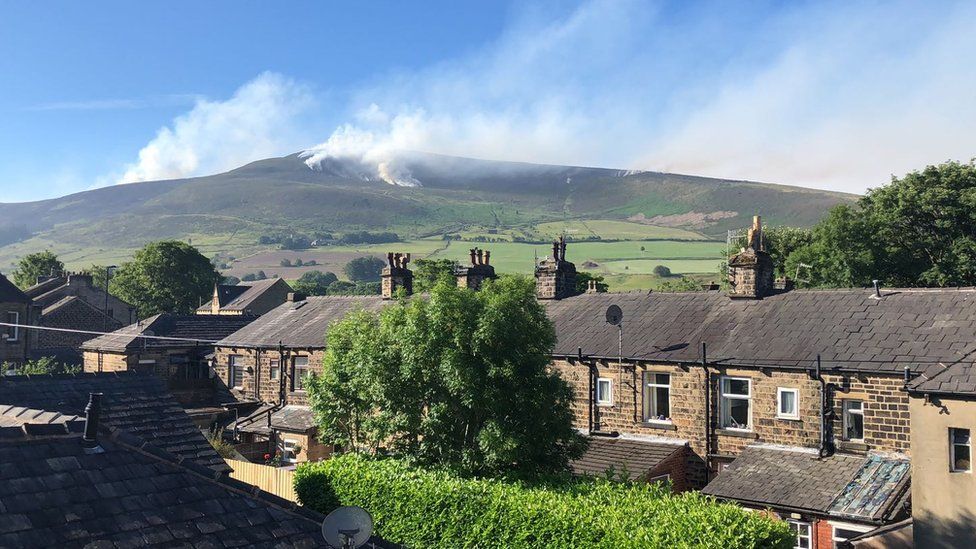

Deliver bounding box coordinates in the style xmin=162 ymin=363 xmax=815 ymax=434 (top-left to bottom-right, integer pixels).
xmin=321 ymin=506 xmax=374 ymax=549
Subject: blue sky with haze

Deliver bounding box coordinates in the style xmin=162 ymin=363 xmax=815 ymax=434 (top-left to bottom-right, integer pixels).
xmin=1 ymin=0 xmax=974 ymax=202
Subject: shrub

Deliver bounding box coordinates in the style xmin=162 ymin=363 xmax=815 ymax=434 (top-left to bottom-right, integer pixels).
xmin=653 ymin=265 xmax=672 ymax=277
xmin=294 ymin=455 xmax=794 ymax=549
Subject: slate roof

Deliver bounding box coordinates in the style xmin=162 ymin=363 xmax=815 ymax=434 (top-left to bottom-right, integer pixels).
xmin=0 ymin=423 xmax=334 ymax=548
xmin=0 ymin=272 xmax=29 ymax=303
xmin=219 ymin=296 xmax=387 ymax=348
xmin=0 ymin=372 xmax=227 ymax=471
xmin=702 ymin=445 xmax=910 ymax=523
xmin=544 ymin=288 xmax=976 ymax=375
xmin=198 ymin=279 xmax=291 ymax=314
xmin=236 ymin=405 xmax=317 ymax=436
xmin=82 ymin=313 xmax=256 ymax=353
xmin=908 ymin=361 xmax=976 ymax=397
xmin=569 ymin=436 xmax=685 ymax=479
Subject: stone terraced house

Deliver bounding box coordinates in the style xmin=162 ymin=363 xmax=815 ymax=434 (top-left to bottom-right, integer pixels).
xmin=207 ymin=226 xmax=976 ymax=547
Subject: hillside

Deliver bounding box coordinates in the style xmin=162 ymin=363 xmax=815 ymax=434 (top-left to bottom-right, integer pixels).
xmin=0 ymin=151 xmax=854 ymax=280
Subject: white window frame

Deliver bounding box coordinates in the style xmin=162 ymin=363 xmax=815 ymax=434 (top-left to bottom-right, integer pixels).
xmin=137 ymin=359 xmax=156 ymax=365
xmin=787 ymin=520 xmax=812 ymax=549
xmin=649 ymin=473 xmax=670 ymax=484
xmin=293 ymin=356 xmax=309 ymax=391
xmin=719 ymin=376 xmax=752 ymax=430
xmin=643 ymin=372 xmax=672 ymax=423
xmin=4 ymin=311 xmax=18 ymax=342
xmin=950 ymin=427 xmax=971 ymax=473
xmin=842 ymin=400 xmax=864 ymax=442
xmin=269 ymin=359 xmax=280 ymax=381
xmin=830 ymin=521 xmax=872 ymax=544
xmin=596 ymin=377 xmax=613 ymax=406
xmin=280 ymin=438 xmax=300 ymax=464
xmin=229 ymin=355 xmax=244 ymax=389
xmin=777 ymin=387 xmax=800 ymax=420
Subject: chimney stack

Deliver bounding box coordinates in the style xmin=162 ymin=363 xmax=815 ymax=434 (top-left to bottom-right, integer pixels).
xmin=536 ymin=236 xmax=577 ymax=300
xmin=456 ymin=247 xmax=496 ymax=290
xmin=381 ymin=252 xmax=413 ymax=299
xmin=727 ymin=216 xmax=775 ymax=299
xmin=286 ymin=292 xmax=307 ymax=303
xmin=81 ymin=392 xmax=105 ymax=454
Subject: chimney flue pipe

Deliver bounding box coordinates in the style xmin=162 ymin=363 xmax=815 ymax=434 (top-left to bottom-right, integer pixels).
xmin=82 ymin=392 xmax=104 ymax=453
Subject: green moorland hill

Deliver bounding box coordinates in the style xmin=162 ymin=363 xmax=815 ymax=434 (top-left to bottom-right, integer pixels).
xmin=0 ymin=152 xmax=853 ymax=288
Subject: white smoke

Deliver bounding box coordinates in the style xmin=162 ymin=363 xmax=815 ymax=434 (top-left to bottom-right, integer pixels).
xmin=117 ymin=72 xmax=313 ymax=184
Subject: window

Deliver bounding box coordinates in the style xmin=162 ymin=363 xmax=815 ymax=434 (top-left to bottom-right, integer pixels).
xmin=720 ymin=377 xmax=751 ymax=430
xmin=842 ymin=400 xmax=864 ymax=441
xmin=596 ymin=377 xmax=613 ymax=406
xmin=269 ymin=359 xmax=280 ymax=381
xmin=777 ymin=388 xmax=800 ymax=420
xmin=951 ymin=428 xmax=971 ymax=472
xmin=787 ymin=520 xmax=812 ymax=549
xmin=229 ymin=355 xmax=244 ymax=389
xmin=649 ymin=473 xmax=671 ymax=485
xmin=832 ymin=525 xmax=871 ymax=544
xmin=279 ymin=438 xmax=300 ymax=464
xmin=643 ymin=372 xmax=671 ymax=422
xmin=293 ymin=356 xmax=309 ymax=391
xmin=4 ymin=311 xmax=18 ymax=342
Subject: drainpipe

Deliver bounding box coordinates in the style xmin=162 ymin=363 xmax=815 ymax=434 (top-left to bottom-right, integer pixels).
xmin=815 ymin=354 xmax=831 ymax=458
xmin=277 ymin=341 xmax=287 ymax=405
xmin=581 ymin=347 xmax=594 ymax=433
xmin=701 ymin=342 xmax=711 ymax=483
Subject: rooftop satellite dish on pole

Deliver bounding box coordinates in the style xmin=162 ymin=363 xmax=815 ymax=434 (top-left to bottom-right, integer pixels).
xmin=605 ymin=305 xmax=623 ymax=326
xmin=321 ymin=506 xmax=373 ymax=549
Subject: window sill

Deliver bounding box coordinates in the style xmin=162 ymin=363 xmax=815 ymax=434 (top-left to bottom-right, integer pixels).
xmin=837 ymin=440 xmax=869 ymax=453
xmin=776 ymin=415 xmax=801 ymax=422
xmin=716 ymin=428 xmax=757 ymax=439
xmin=643 ymin=421 xmax=676 ymax=431
xmin=596 ymin=403 xmax=613 ymax=408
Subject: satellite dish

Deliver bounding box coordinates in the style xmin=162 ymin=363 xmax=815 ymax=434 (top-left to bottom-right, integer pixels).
xmin=605 ymin=305 xmax=623 ymax=326
xmin=321 ymin=506 xmax=373 ymax=548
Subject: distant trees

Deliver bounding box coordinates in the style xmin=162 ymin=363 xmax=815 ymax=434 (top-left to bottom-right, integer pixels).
xmin=652 ymin=265 xmax=672 ymax=278
xmin=111 ymin=241 xmax=221 ymax=316
xmin=280 ymin=259 xmax=292 ymax=267
xmin=305 ymin=276 xmax=586 ymax=476
xmin=292 ymin=270 xmax=339 ymax=296
xmin=344 ymin=256 xmax=386 ymax=282
xmin=12 ymin=250 xmax=64 ymax=288
xmin=781 ymin=161 xmax=976 ymax=288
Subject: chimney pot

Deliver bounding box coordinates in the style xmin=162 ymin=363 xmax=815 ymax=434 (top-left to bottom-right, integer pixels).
xmin=872 ymin=280 xmax=881 ymax=298
xmin=82 ymin=393 xmax=104 ymax=454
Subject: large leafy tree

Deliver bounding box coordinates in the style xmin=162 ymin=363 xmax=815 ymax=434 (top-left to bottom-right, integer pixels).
xmin=343 ymin=256 xmax=386 ymax=282
xmin=111 ymin=240 xmax=221 ymax=316
xmin=412 ymin=258 xmax=457 ymax=292
xmin=306 ymin=275 xmax=587 ymax=476
xmin=784 ymin=161 xmax=976 ymax=287
xmin=12 ymin=250 xmax=64 ymax=288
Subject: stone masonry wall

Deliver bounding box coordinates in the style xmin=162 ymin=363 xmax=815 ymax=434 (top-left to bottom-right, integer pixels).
xmin=551 ymin=358 xmax=912 ymax=485
xmin=213 ymin=346 xmax=326 ymax=406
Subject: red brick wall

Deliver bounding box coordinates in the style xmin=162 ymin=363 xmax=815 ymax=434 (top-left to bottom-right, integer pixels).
xmin=815 ymin=518 xmax=834 ymax=549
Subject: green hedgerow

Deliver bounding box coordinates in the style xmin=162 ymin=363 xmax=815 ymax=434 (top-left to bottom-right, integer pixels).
xmin=294 ymin=454 xmax=794 ymax=549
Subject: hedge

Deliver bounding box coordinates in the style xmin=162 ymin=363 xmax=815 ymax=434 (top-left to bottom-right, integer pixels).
xmin=294 ymin=454 xmax=794 ymax=548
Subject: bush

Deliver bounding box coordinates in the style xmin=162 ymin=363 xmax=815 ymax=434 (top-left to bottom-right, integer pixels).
xmin=653 ymin=265 xmax=672 ymax=277
xmin=295 ymin=455 xmax=793 ymax=549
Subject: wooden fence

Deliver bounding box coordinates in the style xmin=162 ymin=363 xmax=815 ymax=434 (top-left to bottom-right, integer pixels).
xmin=225 ymin=458 xmax=297 ymax=502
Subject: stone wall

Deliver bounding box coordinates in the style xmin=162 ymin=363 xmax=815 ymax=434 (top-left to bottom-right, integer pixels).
xmin=550 ymin=358 xmax=911 ymax=485
xmin=38 ymin=299 xmax=123 ymax=353
xmin=213 ymin=346 xmax=325 ymax=406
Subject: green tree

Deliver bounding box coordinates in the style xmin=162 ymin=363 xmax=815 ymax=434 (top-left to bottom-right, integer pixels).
xmin=413 ymin=258 xmax=457 ymax=292
xmin=12 ymin=250 xmax=64 ymax=288
xmin=575 ymin=272 xmax=609 ymax=294
xmin=344 ymin=256 xmax=386 ymax=282
xmin=110 ymin=240 xmax=221 ymax=316
xmin=305 ymin=275 xmax=587 ymax=476
xmin=292 ymin=270 xmax=339 ymax=296
xmin=782 ymin=161 xmax=976 ymax=288
xmin=652 ymin=265 xmax=672 ymax=278
xmin=658 ymin=276 xmax=703 ymax=292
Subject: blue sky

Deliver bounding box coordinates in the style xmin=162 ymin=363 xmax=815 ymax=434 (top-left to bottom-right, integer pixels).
xmin=1 ymin=0 xmax=974 ymax=201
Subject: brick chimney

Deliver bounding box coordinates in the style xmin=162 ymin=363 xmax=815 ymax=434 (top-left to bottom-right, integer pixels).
xmin=381 ymin=252 xmax=413 ymax=299
xmin=455 ymin=247 xmax=496 ymax=290
xmin=728 ymin=216 xmax=775 ymax=299
xmin=535 ymin=236 xmax=577 ymax=300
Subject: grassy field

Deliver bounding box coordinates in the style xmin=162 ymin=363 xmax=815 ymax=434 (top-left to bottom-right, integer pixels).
xmin=533 ymin=220 xmax=708 ymax=241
